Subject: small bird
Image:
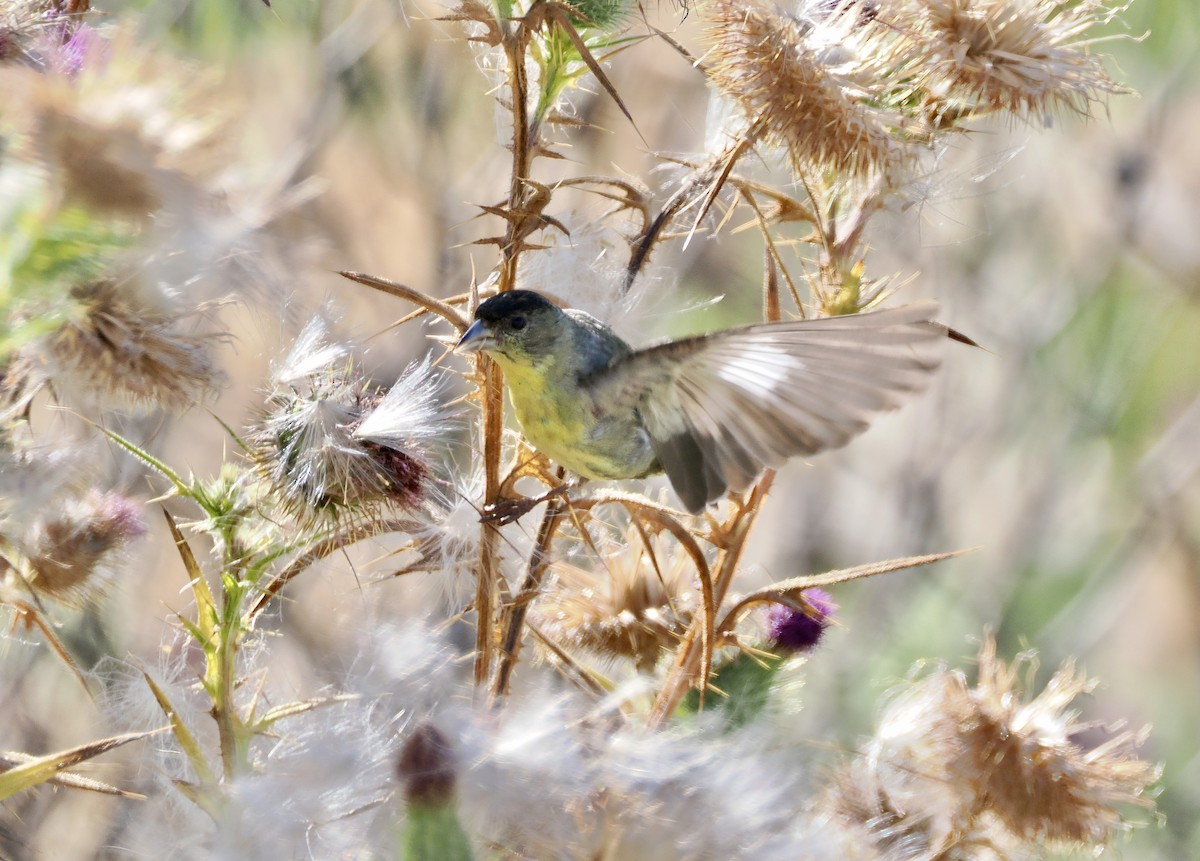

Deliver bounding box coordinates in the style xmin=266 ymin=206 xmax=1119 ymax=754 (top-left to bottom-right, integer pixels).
xmin=456 ymin=290 xmax=967 ymax=513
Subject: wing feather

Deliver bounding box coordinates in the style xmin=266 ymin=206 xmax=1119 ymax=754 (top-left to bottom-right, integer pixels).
xmin=589 ymin=301 xmax=950 ymax=512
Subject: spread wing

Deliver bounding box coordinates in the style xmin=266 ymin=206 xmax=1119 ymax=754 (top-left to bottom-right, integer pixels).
xmin=587 ymin=302 xmax=949 ymax=512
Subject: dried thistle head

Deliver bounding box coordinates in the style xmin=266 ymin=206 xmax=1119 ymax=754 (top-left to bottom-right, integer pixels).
xmin=0 ymin=0 xmax=58 ymax=67
xmin=32 ymin=94 xmax=172 ymax=218
xmin=825 ymin=636 xmax=1160 ymax=856
xmin=965 ymin=638 xmax=1159 ymax=843
xmin=535 ymin=525 xmax=698 ymax=670
xmin=253 ymin=369 xmax=424 ymax=522
xmin=0 ymin=23 xmax=221 ymax=220
xmin=0 ymin=3 xmax=37 ymax=65
xmin=4 ymin=279 xmax=226 ymax=414
xmin=18 ymin=488 xmax=145 ymax=606
xmin=250 ymin=317 xmax=442 ymax=524
xmin=897 ymin=0 xmax=1131 ymax=122
xmin=706 ymin=0 xmax=908 ymax=179
xmin=352 ymin=357 xmax=448 ymax=481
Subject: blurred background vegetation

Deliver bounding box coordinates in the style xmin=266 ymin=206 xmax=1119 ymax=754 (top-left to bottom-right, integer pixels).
xmin=2 ymin=0 xmax=1196 ymax=857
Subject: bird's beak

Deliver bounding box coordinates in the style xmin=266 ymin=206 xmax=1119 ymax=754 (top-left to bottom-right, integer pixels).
xmin=455 ymin=320 xmax=493 ymax=354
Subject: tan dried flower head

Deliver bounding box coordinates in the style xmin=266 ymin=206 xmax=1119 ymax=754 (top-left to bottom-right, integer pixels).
xmin=6 ymin=279 xmax=225 ymax=413
xmin=1 ymin=2 xmax=39 ymax=64
xmin=965 ymin=638 xmax=1159 ymax=843
xmin=826 ymin=637 xmax=1159 ymax=855
xmin=1 ymin=24 xmax=222 ymax=219
xmin=34 ymin=98 xmax=171 ymax=217
xmin=706 ymin=0 xmax=906 ymax=178
xmin=0 ymin=0 xmax=65 ymax=67
xmin=897 ymin=0 xmax=1130 ymax=121
xmin=22 ymin=488 xmax=145 ymax=606
xmin=536 ymin=526 xmax=699 ymax=670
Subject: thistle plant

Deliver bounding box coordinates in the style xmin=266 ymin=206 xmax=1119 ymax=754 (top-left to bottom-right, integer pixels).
xmin=0 ymin=0 xmax=1178 ymax=858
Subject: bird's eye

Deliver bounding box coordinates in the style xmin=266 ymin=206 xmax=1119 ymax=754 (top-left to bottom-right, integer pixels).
xmin=510 ymin=316 xmax=527 ymax=331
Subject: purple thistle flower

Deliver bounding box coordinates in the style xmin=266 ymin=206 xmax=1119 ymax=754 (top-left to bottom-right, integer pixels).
xmin=765 ymin=588 xmax=837 ymax=653
xmin=48 ymin=21 xmax=105 ymax=76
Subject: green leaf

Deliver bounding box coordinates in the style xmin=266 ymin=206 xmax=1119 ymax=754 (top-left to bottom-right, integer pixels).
xmin=0 ymin=729 xmax=163 ymax=801
xmin=171 ymin=778 xmax=226 ymax=821
xmin=249 ymin=694 xmax=361 ymax=734
xmin=142 ymin=672 xmax=218 ymax=785
xmin=544 ymin=3 xmax=641 ymax=142
xmin=96 ymin=426 xmax=193 ymax=500
xmin=0 ymin=752 xmax=146 ymax=798
xmin=163 ymin=510 xmax=219 ymax=649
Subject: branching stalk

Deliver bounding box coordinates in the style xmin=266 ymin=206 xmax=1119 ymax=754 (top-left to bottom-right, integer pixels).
xmin=490 ymin=470 xmax=569 ymax=701
xmin=650 ymin=472 xmax=774 ymax=727
xmin=473 ymin=8 xmax=549 ymax=691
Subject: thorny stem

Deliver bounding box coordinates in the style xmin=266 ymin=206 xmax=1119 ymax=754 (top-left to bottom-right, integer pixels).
xmin=742 ymin=187 xmax=806 ymax=315
xmin=649 ymin=473 xmax=774 ymax=728
xmin=475 ymin=367 xmax=503 ymax=688
xmin=500 ymin=20 xmax=535 ymax=284
xmin=217 ymin=535 xmax=254 ymax=779
xmin=214 ymin=612 xmax=241 ymax=780
xmin=489 ymin=470 xmax=569 ymax=703
xmin=475 ymin=18 xmax=537 ymax=690
xmin=763 ymin=244 xmax=780 ymax=323
xmin=225 ymin=518 xmax=433 ymax=776
xmin=625 ymin=132 xmax=763 ymax=292
xmin=625 ymin=158 xmax=720 ymax=293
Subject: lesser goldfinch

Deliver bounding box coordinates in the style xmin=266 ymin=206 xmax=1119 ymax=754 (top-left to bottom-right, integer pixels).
xmin=456 ymin=290 xmax=966 ymax=513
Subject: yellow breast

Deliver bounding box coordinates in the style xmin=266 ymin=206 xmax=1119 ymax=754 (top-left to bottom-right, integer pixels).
xmin=490 ymin=350 xmax=656 ymax=480
xmin=493 ymin=355 xmax=591 ymax=467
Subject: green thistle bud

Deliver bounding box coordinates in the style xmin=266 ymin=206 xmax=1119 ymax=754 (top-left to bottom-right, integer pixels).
xmin=679 ymin=650 xmax=785 ymax=729
xmin=396 ymin=724 xmax=474 ymax=861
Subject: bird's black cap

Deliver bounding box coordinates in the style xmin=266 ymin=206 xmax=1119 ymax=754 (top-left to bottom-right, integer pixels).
xmin=474 ymin=290 xmax=555 ymax=323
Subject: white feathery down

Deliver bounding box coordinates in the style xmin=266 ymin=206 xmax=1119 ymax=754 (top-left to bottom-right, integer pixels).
xmin=273 ymin=312 xmax=351 ymax=385
xmin=352 ymin=356 xmax=449 ymax=451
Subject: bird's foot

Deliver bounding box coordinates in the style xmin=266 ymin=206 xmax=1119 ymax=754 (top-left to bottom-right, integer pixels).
xmin=480 ymin=486 xmax=570 ymax=525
